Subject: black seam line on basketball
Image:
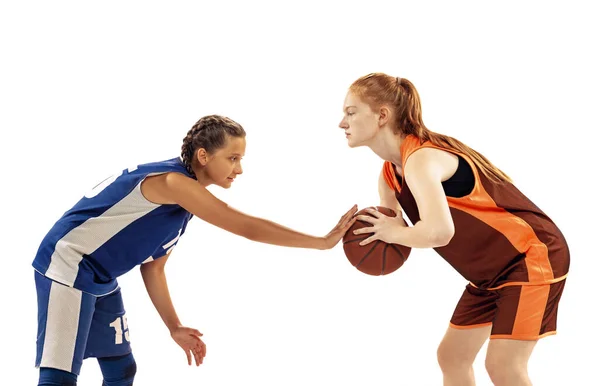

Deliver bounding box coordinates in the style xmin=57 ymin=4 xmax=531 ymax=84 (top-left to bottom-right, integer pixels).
xmin=381 ymin=244 xmax=389 ymax=275
xmin=356 ymin=242 xmax=379 ymax=268
xmin=389 ymin=244 xmax=407 ymax=260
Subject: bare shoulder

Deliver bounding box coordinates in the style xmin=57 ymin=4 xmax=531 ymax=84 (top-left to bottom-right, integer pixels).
xmin=141 ymin=172 xmax=194 ymax=205
xmin=404 ymin=147 xmax=459 ymax=182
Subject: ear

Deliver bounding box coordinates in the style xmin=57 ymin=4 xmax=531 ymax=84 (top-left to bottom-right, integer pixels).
xmin=378 ymin=105 xmax=392 ymax=127
xmin=196 ymin=148 xmax=209 ymax=166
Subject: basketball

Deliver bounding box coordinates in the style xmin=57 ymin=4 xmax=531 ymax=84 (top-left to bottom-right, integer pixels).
xmin=342 ymin=206 xmax=411 ymax=276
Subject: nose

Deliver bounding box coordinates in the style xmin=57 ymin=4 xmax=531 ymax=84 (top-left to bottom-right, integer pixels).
xmin=235 ymin=162 xmax=243 ymax=175
xmin=339 ymin=118 xmax=348 ymax=129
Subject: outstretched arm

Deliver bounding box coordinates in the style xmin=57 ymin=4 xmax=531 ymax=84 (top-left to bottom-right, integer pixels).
xmin=141 ymin=172 xmax=357 ymax=250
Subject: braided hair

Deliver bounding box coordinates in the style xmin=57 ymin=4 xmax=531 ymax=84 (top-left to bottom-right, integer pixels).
xmin=181 ymin=115 xmax=246 ymax=176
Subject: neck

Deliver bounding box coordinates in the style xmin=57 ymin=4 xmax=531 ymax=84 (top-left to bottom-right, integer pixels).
xmin=192 ymin=164 xmax=212 ymax=187
xmin=367 ymin=127 xmax=404 ymax=166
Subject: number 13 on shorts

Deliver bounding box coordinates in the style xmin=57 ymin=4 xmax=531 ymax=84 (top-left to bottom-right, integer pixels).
xmin=109 ymin=315 xmax=130 ymax=345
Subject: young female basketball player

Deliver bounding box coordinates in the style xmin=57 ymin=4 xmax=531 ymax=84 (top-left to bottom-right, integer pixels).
xmin=32 ymin=114 xmax=357 ymax=386
xmin=341 ymin=73 xmax=569 ymax=386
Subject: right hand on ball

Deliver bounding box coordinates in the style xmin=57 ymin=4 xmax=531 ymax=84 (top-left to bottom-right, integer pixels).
xmin=321 ymin=204 xmax=358 ymax=249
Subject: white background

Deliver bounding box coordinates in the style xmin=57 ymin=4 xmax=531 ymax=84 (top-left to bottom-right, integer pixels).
xmin=1 ymin=1 xmax=598 ymax=385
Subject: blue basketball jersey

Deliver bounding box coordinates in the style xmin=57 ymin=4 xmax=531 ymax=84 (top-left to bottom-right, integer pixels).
xmin=33 ymin=157 xmax=194 ymax=296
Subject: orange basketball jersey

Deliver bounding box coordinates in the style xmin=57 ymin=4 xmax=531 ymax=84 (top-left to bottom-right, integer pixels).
xmin=382 ymin=135 xmax=569 ymax=290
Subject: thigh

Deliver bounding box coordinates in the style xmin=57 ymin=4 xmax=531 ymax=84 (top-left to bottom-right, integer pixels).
xmin=35 ymin=270 xmax=96 ymax=375
xmin=486 ymin=338 xmax=537 ymax=369
xmin=439 ymin=285 xmax=495 ymax=362
xmin=84 ymin=287 xmax=132 ymax=359
xmin=490 ymin=280 xmax=566 ymax=340
xmin=450 ymin=283 xmax=497 ymax=329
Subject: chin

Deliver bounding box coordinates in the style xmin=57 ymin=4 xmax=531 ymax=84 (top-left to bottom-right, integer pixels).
xmin=219 ymin=180 xmax=233 ymax=189
xmin=347 ymin=139 xmax=363 ymax=148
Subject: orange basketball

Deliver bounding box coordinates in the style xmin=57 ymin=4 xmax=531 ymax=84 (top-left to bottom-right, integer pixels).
xmin=342 ymin=206 xmax=411 ymax=276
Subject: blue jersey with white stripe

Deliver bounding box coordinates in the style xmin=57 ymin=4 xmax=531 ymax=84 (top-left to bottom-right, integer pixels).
xmin=33 ymin=157 xmax=194 ymax=296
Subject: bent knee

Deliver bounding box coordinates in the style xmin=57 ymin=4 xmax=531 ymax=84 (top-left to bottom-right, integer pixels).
xmin=38 ymin=367 xmax=78 ymax=386
xmin=485 ymin=352 xmax=528 ymax=383
xmin=98 ymin=353 xmax=137 ymax=386
xmin=437 ymin=343 xmax=476 ymax=370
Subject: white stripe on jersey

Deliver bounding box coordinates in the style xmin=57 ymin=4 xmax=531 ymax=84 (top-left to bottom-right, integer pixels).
xmin=45 ymin=182 xmax=160 ymax=287
xmin=142 ymin=256 xmax=154 ymax=264
xmin=39 ymin=280 xmax=82 ymax=372
xmin=162 ymin=228 xmax=182 ymax=249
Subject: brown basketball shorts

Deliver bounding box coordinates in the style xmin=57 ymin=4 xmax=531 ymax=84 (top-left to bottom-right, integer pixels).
xmin=449 ymin=279 xmax=566 ymax=340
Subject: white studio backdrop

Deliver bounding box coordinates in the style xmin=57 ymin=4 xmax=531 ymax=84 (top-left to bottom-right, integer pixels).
xmin=1 ymin=1 xmax=598 ymax=385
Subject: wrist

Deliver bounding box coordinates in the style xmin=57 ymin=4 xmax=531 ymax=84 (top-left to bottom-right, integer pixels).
xmin=315 ymin=236 xmax=328 ymax=250
xmin=391 ymin=225 xmax=407 ymax=244
xmin=167 ymin=321 xmax=183 ymax=334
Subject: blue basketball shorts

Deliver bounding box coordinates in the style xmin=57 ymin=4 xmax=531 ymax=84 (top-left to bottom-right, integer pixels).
xmin=34 ymin=270 xmax=132 ymax=375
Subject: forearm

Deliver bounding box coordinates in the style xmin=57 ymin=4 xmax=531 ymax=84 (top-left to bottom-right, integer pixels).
xmin=244 ymin=216 xmax=327 ymax=250
xmin=141 ymin=266 xmax=182 ymax=333
xmin=161 ymin=173 xmax=327 ymax=250
xmin=391 ymin=221 xmax=453 ymax=248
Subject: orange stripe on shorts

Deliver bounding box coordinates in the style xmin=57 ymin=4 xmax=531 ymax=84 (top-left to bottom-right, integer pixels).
xmin=512 ymin=285 xmax=551 ymax=337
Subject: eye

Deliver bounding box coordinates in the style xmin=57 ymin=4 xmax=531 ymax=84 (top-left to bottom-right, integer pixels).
xmin=347 ymin=112 xmax=355 ymax=116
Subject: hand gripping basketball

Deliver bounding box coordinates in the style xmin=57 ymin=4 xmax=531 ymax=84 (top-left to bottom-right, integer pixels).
xmin=342 ymin=206 xmax=411 ymax=275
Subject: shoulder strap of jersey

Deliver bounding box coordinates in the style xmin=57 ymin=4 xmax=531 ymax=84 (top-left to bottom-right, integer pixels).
xmin=382 ymin=162 xmax=400 ymax=192
xmin=400 ymin=135 xmax=425 ymax=169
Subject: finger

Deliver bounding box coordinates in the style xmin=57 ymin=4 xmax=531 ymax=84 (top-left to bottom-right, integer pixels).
xmin=198 ymin=341 xmax=206 ymax=359
xmin=364 ymin=208 xmax=383 ymax=218
xmin=355 ymin=215 xmax=376 ymax=224
xmin=188 ymin=334 xmax=202 ymax=342
xmin=183 ymin=327 xmax=203 ymax=337
xmin=344 ymin=216 xmax=357 ymax=229
xmin=353 ymin=226 xmax=374 ymax=235
xmin=341 ymin=204 xmax=358 ymax=219
xmin=193 ymin=348 xmax=202 ymax=366
xmin=185 ymin=349 xmax=192 ymax=366
xmin=335 ymin=216 xmax=357 ymax=235
xmin=342 ymin=211 xmax=358 ymax=227
xmin=359 ymin=235 xmax=377 ymax=246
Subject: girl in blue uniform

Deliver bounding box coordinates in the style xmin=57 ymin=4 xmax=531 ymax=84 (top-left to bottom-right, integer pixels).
xmin=32 ymin=115 xmax=357 ymax=386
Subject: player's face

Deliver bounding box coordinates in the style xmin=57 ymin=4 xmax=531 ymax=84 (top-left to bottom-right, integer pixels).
xmin=205 ymin=135 xmax=246 ymax=189
xmin=339 ymin=92 xmax=379 ymax=148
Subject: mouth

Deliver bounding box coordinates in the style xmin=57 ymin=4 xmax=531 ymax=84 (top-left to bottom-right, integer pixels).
xmin=227 ymin=177 xmax=235 ymax=182
xmin=345 ymin=132 xmax=351 ymax=137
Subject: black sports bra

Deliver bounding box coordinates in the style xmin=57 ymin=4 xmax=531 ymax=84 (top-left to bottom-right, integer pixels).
xmin=396 ymin=155 xmax=475 ymax=198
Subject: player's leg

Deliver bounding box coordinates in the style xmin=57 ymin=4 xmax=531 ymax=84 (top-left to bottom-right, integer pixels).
xmin=37 ymin=368 xmax=77 ymax=386
xmin=97 ymin=353 xmax=137 ymax=386
xmin=437 ymin=325 xmax=492 ymax=386
xmin=484 ymin=280 xmax=566 ymax=386
xmin=485 ymin=339 xmax=536 ymax=386
xmin=83 ymin=287 xmax=136 ymax=385
xmin=34 ymin=271 xmax=95 ymax=385
xmin=438 ymin=284 xmax=496 ymax=386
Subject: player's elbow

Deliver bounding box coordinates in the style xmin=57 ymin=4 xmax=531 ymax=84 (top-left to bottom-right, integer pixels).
xmin=430 ymin=225 xmax=454 ymax=247
xmin=239 ymin=225 xmax=258 ymax=241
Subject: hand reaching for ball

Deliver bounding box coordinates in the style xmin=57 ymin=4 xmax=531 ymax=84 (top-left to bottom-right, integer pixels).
xmin=321 ymin=204 xmax=358 ymax=249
